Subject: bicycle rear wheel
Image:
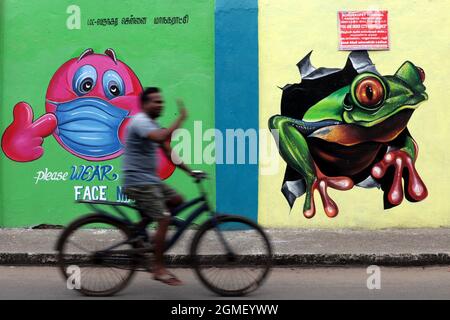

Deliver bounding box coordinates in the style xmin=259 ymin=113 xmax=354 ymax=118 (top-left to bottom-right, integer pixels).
xmin=56 ymin=214 xmax=138 ymax=296
xmin=190 ymin=215 xmax=272 ymax=296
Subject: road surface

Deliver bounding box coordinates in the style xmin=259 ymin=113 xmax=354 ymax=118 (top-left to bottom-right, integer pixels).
xmin=0 ymin=266 xmax=448 ymax=300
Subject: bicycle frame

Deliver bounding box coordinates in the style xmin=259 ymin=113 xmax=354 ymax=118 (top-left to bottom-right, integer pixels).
xmin=77 ymin=178 xmax=220 ymax=252
xmin=165 ymin=195 xmax=210 ymax=249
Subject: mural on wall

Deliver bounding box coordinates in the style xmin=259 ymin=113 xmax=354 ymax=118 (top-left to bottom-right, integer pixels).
xmin=269 ymin=51 xmax=428 ymax=218
xmin=1 ymin=48 xmax=175 ymax=179
xmin=0 ymin=0 xmax=215 ymax=227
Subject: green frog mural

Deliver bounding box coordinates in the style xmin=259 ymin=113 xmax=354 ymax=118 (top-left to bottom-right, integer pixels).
xmin=269 ymin=51 xmax=428 ymax=218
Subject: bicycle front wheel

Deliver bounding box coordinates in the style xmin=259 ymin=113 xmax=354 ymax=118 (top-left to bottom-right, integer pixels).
xmin=190 ymin=215 xmax=272 ymax=296
xmin=56 ymin=214 xmax=138 ymax=297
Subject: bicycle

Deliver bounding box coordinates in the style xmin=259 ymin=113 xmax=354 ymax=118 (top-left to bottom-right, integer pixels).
xmin=56 ymin=171 xmax=272 ymax=297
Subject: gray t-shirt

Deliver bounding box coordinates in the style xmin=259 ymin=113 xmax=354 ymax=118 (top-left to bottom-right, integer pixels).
xmin=122 ymin=112 xmax=161 ymax=187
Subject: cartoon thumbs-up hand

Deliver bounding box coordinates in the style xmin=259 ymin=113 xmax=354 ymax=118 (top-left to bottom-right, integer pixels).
xmin=1 ymin=102 xmax=57 ymax=162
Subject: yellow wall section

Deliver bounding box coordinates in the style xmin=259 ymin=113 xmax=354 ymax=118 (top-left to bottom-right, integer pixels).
xmin=258 ymin=0 xmax=450 ymax=228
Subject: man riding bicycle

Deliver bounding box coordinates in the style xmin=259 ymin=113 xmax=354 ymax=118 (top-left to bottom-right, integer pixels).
xmin=122 ymin=87 xmax=196 ymax=286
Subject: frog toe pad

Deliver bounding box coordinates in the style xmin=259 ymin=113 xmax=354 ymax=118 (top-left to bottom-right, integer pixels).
xmin=371 ymin=150 xmax=428 ymax=206
xmin=304 ymin=175 xmax=354 ymax=218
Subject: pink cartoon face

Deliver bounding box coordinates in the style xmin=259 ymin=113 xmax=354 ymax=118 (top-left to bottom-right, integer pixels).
xmin=45 ymin=48 xmax=142 ymax=161
xmin=1 ymin=48 xmax=176 ymax=179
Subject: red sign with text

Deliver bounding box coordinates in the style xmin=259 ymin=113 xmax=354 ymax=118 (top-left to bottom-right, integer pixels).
xmin=338 ymin=10 xmax=389 ymax=50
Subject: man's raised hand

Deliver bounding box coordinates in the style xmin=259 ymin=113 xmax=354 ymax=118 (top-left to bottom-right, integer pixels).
xmin=176 ymin=99 xmax=187 ymax=121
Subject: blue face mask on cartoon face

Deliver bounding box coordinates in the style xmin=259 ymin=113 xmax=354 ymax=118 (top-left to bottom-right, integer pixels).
xmin=52 ymin=97 xmax=129 ymax=158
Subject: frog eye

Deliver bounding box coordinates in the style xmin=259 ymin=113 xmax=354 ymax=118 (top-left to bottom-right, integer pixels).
xmin=354 ymin=76 xmax=385 ymax=109
xmin=72 ymin=65 xmax=97 ymax=96
xmin=416 ymin=66 xmax=425 ymax=82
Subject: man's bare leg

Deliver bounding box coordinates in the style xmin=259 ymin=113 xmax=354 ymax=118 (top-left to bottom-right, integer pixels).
xmin=153 ymin=217 xmax=182 ymax=285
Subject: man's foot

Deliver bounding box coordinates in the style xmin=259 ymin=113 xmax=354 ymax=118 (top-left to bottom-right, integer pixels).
xmin=153 ymin=270 xmax=183 ymax=286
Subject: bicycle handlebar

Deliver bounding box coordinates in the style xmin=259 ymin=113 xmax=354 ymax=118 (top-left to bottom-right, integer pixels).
xmin=191 ymin=170 xmax=208 ymax=183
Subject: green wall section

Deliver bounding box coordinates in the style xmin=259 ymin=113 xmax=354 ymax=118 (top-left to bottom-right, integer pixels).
xmin=0 ymin=0 xmax=5 ymax=226
xmin=0 ymin=0 xmax=215 ymax=227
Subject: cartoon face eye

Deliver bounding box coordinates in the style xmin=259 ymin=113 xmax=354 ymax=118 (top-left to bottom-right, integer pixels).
xmin=72 ymin=65 xmax=97 ymax=96
xmin=353 ymin=76 xmax=386 ymax=109
xmin=102 ymin=70 xmax=125 ymax=99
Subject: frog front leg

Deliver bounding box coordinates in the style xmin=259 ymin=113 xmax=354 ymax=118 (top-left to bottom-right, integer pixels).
xmin=371 ymin=132 xmax=427 ymax=206
xmin=269 ymin=115 xmax=353 ymax=218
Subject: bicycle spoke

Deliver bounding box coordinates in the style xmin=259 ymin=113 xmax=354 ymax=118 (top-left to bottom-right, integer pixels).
xmin=58 ymin=218 xmax=138 ymax=296
xmin=66 ymin=239 xmax=92 ymax=253
xmin=192 ymin=217 xmax=272 ymax=296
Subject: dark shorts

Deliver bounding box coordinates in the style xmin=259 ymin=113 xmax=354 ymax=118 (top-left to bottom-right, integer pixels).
xmin=123 ymin=183 xmax=180 ymax=220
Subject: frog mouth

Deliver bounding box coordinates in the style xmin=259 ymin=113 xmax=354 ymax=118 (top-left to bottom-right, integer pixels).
xmin=308 ymin=109 xmax=414 ymax=146
xmin=343 ymin=92 xmax=428 ymax=127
